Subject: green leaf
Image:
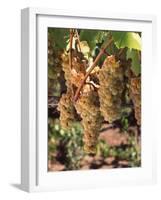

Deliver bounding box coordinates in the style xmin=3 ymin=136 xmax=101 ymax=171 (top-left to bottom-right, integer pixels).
xmin=80 ymin=30 xmax=99 ymax=51
xmin=127 ymin=49 xmax=141 ymax=76
xmin=48 ymin=28 xmax=69 ymax=49
xmin=111 ymin=31 xmax=141 ymax=50
xmin=79 ymin=30 xmax=108 ymax=51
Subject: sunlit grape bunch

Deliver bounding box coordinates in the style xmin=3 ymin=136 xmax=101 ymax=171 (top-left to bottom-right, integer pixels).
xmin=48 ymin=36 xmax=63 ymax=78
xmin=98 ymin=55 xmax=125 ymax=123
xmin=48 ymin=34 xmax=64 ymax=96
xmin=130 ymin=77 xmax=141 ymax=125
xmin=61 ymin=52 xmax=72 ymax=88
xmin=61 ymin=50 xmax=87 ymax=88
xmin=75 ymin=85 xmax=103 ymax=153
xmin=57 ymin=89 xmax=77 ymax=130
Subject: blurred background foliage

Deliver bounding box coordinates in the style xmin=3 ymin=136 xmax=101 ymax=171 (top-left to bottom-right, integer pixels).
xmin=48 ymin=119 xmax=141 ymax=170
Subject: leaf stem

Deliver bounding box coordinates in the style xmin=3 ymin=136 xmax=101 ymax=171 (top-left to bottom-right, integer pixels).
xmin=73 ymin=38 xmax=113 ymax=102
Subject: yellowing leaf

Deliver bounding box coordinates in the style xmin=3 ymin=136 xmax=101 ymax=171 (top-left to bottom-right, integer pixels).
xmin=80 ymin=41 xmax=90 ymax=54
xmin=112 ymin=31 xmax=141 ymax=51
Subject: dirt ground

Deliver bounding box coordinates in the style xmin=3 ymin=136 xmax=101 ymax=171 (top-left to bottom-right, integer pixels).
xmin=48 ymin=124 xmax=141 ymax=171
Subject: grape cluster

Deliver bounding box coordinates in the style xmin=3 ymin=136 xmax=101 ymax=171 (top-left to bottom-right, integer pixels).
xmin=61 ymin=49 xmax=103 ymax=153
xmin=61 ymin=52 xmax=72 ymax=88
xmin=130 ymin=77 xmax=141 ymax=125
xmin=61 ymin=50 xmax=86 ymax=88
xmin=57 ymin=90 xmax=77 ymax=130
xmin=75 ymin=85 xmax=103 ymax=153
xmin=48 ymin=38 xmax=62 ymax=75
xmin=57 ymin=38 xmax=140 ymax=155
xmin=58 ymin=50 xmax=87 ymax=130
xmin=48 ymin=35 xmax=64 ymax=96
xmin=98 ymin=55 xmax=125 ymax=123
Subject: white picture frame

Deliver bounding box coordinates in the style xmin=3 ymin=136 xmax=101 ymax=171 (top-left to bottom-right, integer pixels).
xmin=21 ymin=7 xmax=157 ymax=192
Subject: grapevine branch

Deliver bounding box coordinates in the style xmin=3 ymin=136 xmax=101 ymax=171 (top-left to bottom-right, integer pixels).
xmin=118 ymin=47 xmax=127 ymax=58
xmin=103 ymin=50 xmax=110 ymax=56
xmin=118 ymin=48 xmax=125 ymax=57
xmin=73 ymin=38 xmax=113 ymax=102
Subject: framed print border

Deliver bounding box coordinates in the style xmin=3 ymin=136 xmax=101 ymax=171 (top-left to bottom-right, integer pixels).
xmin=21 ymin=7 xmax=157 ymax=192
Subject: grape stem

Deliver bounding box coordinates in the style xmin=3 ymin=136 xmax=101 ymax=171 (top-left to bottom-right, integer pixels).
xmin=69 ymin=29 xmax=75 ymax=96
xmin=117 ymin=47 xmax=127 ymax=58
xmin=73 ymin=38 xmax=113 ymax=102
xmin=69 ymin=29 xmax=74 ymax=70
xmin=103 ymin=50 xmax=110 ymax=56
xmin=75 ymin=29 xmax=81 ymax=52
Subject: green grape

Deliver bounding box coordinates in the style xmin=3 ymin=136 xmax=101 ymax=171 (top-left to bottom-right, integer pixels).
xmin=98 ymin=55 xmax=126 ymax=123
xmin=61 ymin=50 xmax=87 ymax=88
xmin=130 ymin=77 xmax=141 ymax=125
xmin=48 ymin=34 xmax=64 ymax=96
xmin=57 ymin=90 xmax=77 ymax=130
xmin=75 ymin=85 xmax=103 ymax=154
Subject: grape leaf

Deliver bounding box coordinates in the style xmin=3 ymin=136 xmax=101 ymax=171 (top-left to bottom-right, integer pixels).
xmin=79 ymin=30 xmax=108 ymax=51
xmin=48 ymin=28 xmax=69 ymax=49
xmin=127 ymin=49 xmax=141 ymax=76
xmin=111 ymin=31 xmax=141 ymax=50
xmin=80 ymin=41 xmax=90 ymax=55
